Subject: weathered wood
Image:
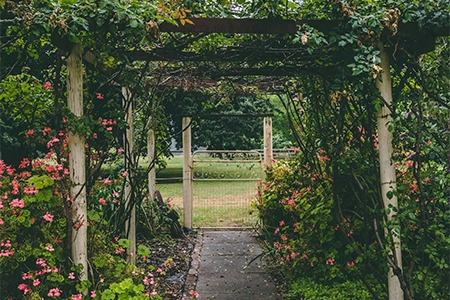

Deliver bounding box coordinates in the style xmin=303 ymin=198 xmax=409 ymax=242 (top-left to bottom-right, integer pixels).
xmin=147 ymin=129 xmax=156 ymax=203
xmin=263 ymin=116 xmax=273 ymax=168
xmin=123 ymin=87 xmax=136 ymax=264
xmin=182 ymin=117 xmax=193 ymax=228
xmin=159 ymin=18 xmax=338 ymax=34
xmin=67 ymin=42 xmax=88 ymax=282
xmin=376 ymin=42 xmax=403 ymax=300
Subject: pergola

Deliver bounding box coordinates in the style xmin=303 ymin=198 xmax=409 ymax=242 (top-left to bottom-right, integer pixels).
xmin=69 ymin=17 xmax=448 ymax=299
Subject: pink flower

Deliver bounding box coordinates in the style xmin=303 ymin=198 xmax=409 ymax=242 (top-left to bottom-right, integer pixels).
xmin=43 ymin=212 xmax=54 ymax=222
xmin=115 ymin=247 xmax=125 ymax=254
xmin=279 ymin=220 xmax=285 ymax=226
xmin=71 ymin=293 xmax=83 ymax=300
xmin=10 ymin=199 xmax=24 ymax=208
xmin=33 ymin=279 xmax=40 ymax=286
xmin=36 ymin=258 xmax=47 ymax=267
xmin=0 ymin=218 xmax=3 ymax=225
xmin=48 ymin=288 xmax=61 ymax=297
xmin=121 ymin=171 xmax=128 ymax=177
xmin=117 ymin=148 xmax=124 ymax=153
xmin=103 ymin=178 xmax=111 ymax=184
xmin=189 ymin=290 xmax=199 ymax=298
xmin=96 ymin=93 xmax=104 ymax=99
xmin=106 ymin=127 xmax=113 ymax=131
xmin=113 ymin=191 xmax=119 ymax=198
xmin=98 ymin=198 xmax=106 ymax=205
xmin=91 ymin=290 xmax=97 ymax=298
xmin=42 ymin=82 xmax=51 ymax=89
xmin=68 ymin=272 xmax=75 ymax=280
xmin=45 ymin=245 xmax=54 ymax=251
xmin=27 ymin=129 xmax=34 ymax=135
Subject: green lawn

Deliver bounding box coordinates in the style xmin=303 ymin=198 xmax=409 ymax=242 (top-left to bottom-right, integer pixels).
xmin=155 ymin=155 xmax=261 ymax=228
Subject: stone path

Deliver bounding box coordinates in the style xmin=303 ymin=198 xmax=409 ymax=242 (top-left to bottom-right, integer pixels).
xmin=192 ymin=230 xmax=281 ymax=300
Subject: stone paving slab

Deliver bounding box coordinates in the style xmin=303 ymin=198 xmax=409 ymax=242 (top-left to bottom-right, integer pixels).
xmin=195 ymin=230 xmax=281 ymax=300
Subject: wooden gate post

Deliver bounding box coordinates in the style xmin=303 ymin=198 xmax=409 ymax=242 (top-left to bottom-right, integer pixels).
xmin=263 ymin=116 xmax=273 ymax=168
xmin=182 ymin=117 xmax=193 ymax=228
xmin=123 ymin=87 xmax=136 ymax=263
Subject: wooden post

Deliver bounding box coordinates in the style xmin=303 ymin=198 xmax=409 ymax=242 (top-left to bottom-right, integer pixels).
xmin=67 ymin=43 xmax=88 ymax=281
xmin=147 ymin=129 xmax=156 ymax=200
xmin=263 ymin=116 xmax=273 ymax=168
xmin=123 ymin=87 xmax=136 ymax=264
xmin=182 ymin=117 xmax=193 ymax=228
xmin=376 ymin=42 xmax=403 ymax=300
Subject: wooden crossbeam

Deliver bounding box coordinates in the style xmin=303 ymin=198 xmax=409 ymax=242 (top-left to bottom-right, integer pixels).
xmin=159 ymin=18 xmax=338 ymax=34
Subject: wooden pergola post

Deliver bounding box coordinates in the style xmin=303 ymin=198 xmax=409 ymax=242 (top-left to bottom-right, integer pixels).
xmin=376 ymin=42 xmax=403 ymax=300
xmin=123 ymin=87 xmax=136 ymax=264
xmin=263 ymin=116 xmax=273 ymax=168
xmin=182 ymin=117 xmax=193 ymax=228
xmin=67 ymin=43 xmax=88 ymax=281
xmin=147 ymin=129 xmax=156 ymax=200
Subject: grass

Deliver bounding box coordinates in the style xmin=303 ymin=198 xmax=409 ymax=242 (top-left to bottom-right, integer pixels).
xmin=155 ymin=155 xmax=261 ymax=228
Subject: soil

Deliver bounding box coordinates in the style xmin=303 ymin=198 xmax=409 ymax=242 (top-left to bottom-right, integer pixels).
xmin=137 ymin=232 xmax=198 ymax=299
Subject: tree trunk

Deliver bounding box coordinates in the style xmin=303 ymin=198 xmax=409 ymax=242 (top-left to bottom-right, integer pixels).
xmin=376 ymin=42 xmax=404 ymax=300
xmin=67 ymin=43 xmax=88 ymax=282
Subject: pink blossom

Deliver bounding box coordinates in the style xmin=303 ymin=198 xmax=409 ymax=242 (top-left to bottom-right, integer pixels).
xmin=45 ymin=245 xmax=54 ymax=251
xmin=106 ymin=127 xmax=113 ymax=131
xmin=42 ymin=82 xmax=51 ymax=89
xmin=98 ymin=198 xmax=106 ymax=205
xmin=7 ymin=166 xmax=16 ymax=175
xmin=33 ymin=279 xmax=40 ymax=286
xmin=96 ymin=93 xmax=104 ymax=99
xmin=279 ymin=220 xmax=285 ymax=226
xmin=0 ymin=218 xmax=3 ymax=225
xmin=71 ymin=293 xmax=83 ymax=300
xmin=43 ymin=212 xmax=54 ymax=222
xmin=115 ymin=247 xmax=125 ymax=254
xmin=27 ymin=129 xmax=35 ymax=135
xmin=121 ymin=171 xmax=128 ymax=177
xmin=48 ymin=288 xmax=61 ymax=297
xmin=91 ymin=290 xmax=97 ymax=298
xmin=10 ymin=199 xmax=24 ymax=208
xmin=36 ymin=258 xmax=47 ymax=267
xmin=113 ymin=191 xmax=119 ymax=198
xmin=68 ymin=272 xmax=75 ymax=280
xmin=103 ymin=178 xmax=111 ymax=184
xmin=118 ymin=148 xmax=124 ymax=153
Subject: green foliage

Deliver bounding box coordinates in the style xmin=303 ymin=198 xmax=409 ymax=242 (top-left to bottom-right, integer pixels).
xmin=285 ymin=278 xmax=372 ymax=300
xmin=165 ymin=89 xmax=274 ymax=150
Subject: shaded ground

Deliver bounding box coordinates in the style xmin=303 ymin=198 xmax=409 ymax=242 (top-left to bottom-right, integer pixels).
xmin=138 ymin=233 xmax=198 ymax=299
xmin=138 ymin=230 xmax=283 ymax=300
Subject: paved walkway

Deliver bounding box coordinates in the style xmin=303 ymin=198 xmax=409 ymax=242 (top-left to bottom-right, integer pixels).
xmin=193 ymin=230 xmax=281 ymax=300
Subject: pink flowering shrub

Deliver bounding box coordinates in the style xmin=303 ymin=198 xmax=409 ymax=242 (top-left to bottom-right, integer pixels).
xmin=0 ymin=158 xmax=72 ymax=298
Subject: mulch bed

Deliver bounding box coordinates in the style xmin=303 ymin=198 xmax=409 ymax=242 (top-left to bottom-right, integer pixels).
xmin=137 ymin=232 xmax=199 ymax=299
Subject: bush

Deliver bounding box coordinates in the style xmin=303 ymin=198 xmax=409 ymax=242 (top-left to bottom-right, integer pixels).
xmin=285 ymin=278 xmax=372 ymax=300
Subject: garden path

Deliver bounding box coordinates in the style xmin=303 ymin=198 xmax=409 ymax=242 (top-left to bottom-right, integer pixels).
xmin=191 ymin=230 xmax=280 ymax=300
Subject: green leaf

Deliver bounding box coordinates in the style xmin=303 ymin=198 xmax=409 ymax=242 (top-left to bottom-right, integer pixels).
xmin=118 ymin=238 xmax=131 ymax=249
xmin=137 ymin=245 xmax=151 ymax=257
xmin=129 ymin=19 xmax=139 ymax=28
